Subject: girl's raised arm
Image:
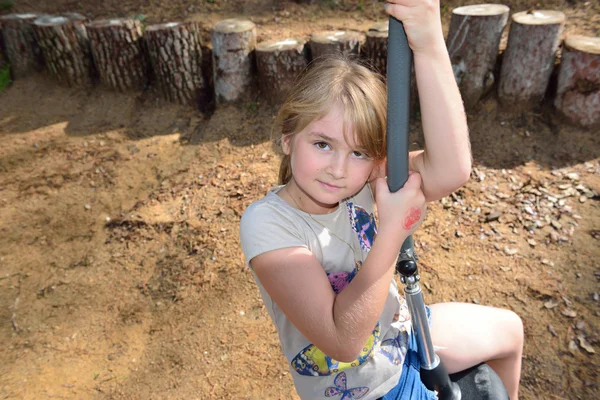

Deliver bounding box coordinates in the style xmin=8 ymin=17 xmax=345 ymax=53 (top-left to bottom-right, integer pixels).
xmin=385 ymin=0 xmax=472 ymax=201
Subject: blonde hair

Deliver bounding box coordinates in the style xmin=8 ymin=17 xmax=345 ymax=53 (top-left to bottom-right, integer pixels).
xmin=274 ymin=55 xmax=387 ymax=185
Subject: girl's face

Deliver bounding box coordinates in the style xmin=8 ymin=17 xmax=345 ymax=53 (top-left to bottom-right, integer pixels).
xmin=282 ymin=103 xmax=375 ymax=214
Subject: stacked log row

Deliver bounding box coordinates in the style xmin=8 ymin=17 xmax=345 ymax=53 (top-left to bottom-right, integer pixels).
xmin=256 ymin=38 xmax=308 ymax=105
xmin=554 ymin=36 xmax=600 ymax=128
xmin=145 ymin=22 xmax=206 ymax=109
xmin=365 ymin=21 xmax=388 ymax=76
xmin=86 ymin=18 xmax=149 ymax=92
xmin=447 ymin=4 xmax=509 ymax=109
xmin=32 ymin=14 xmax=95 ymax=87
xmin=211 ymin=19 xmax=257 ymax=104
xmin=498 ymin=10 xmax=565 ymax=110
xmin=310 ymin=30 xmax=364 ymax=61
xmin=0 ymin=13 xmax=44 ymax=78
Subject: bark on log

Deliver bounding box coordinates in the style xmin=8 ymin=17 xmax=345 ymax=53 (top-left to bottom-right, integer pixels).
xmin=498 ymin=10 xmax=565 ymax=110
xmin=211 ymin=19 xmax=257 ymax=104
xmin=256 ymin=38 xmax=308 ymax=105
xmin=365 ymin=21 xmax=388 ymax=76
xmin=86 ymin=18 xmax=149 ymax=92
xmin=0 ymin=13 xmax=44 ymax=78
xmin=145 ymin=22 xmax=207 ymax=110
xmin=447 ymin=4 xmax=509 ymax=109
xmin=309 ymin=30 xmax=364 ymax=61
xmin=32 ymin=14 xmax=95 ymax=87
xmin=554 ymin=36 xmax=600 ymax=128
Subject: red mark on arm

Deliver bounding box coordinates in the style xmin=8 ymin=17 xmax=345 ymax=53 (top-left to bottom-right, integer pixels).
xmin=403 ymin=207 xmax=422 ymax=230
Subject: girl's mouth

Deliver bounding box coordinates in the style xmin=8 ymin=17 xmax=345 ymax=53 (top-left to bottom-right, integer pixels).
xmin=319 ymin=181 xmax=342 ymax=191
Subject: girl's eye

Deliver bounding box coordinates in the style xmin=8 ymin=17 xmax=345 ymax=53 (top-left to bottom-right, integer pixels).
xmin=352 ymin=151 xmax=369 ymax=159
xmin=315 ymin=141 xmax=330 ymax=150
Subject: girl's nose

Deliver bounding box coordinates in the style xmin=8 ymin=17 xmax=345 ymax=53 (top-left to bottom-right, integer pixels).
xmin=327 ymin=153 xmax=347 ymax=179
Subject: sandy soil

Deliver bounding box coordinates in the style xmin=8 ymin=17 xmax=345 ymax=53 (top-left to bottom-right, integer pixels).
xmin=1 ymin=1 xmax=599 ymax=399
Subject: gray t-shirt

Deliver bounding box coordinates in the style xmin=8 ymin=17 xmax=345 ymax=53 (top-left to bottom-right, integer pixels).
xmin=240 ymin=184 xmax=412 ymax=399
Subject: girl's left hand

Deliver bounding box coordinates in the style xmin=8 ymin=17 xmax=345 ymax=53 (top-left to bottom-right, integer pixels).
xmin=384 ymin=0 xmax=445 ymax=55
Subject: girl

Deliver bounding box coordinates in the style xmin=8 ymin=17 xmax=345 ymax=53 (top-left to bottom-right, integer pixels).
xmin=240 ymin=1 xmax=524 ymax=399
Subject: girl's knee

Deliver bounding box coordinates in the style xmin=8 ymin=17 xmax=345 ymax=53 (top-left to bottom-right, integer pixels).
xmin=503 ymin=309 xmax=524 ymax=353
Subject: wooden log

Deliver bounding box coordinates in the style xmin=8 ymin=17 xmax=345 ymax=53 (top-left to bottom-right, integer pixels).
xmin=310 ymin=31 xmax=364 ymax=61
xmin=554 ymin=35 xmax=600 ymax=128
xmin=365 ymin=21 xmax=388 ymax=76
xmin=0 ymin=13 xmax=44 ymax=78
xmin=211 ymin=19 xmax=257 ymax=104
xmin=498 ymin=10 xmax=565 ymax=110
xmin=145 ymin=22 xmax=206 ymax=110
xmin=32 ymin=14 xmax=95 ymax=87
xmin=447 ymin=4 xmax=509 ymax=109
xmin=86 ymin=18 xmax=149 ymax=92
xmin=256 ymin=38 xmax=308 ymax=105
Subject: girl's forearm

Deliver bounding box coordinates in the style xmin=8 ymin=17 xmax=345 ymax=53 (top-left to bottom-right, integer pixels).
xmin=331 ymin=228 xmax=406 ymax=361
xmin=413 ymin=42 xmax=472 ymax=199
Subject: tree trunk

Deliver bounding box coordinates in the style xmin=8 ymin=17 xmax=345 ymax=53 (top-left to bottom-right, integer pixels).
xmin=145 ymin=21 xmax=207 ymax=110
xmin=554 ymin=35 xmax=600 ymax=128
xmin=309 ymin=30 xmax=364 ymax=61
xmin=498 ymin=10 xmax=565 ymax=110
xmin=211 ymin=19 xmax=257 ymax=104
xmin=447 ymin=4 xmax=509 ymax=109
xmin=256 ymin=38 xmax=308 ymax=105
xmin=0 ymin=13 xmax=44 ymax=79
xmin=86 ymin=18 xmax=149 ymax=92
xmin=32 ymin=14 xmax=95 ymax=87
xmin=365 ymin=21 xmax=388 ymax=76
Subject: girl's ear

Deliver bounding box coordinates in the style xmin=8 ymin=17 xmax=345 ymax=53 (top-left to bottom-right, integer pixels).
xmin=281 ymin=134 xmax=293 ymax=155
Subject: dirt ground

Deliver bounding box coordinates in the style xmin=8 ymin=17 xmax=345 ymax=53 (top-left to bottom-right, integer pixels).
xmin=0 ymin=1 xmax=599 ymax=399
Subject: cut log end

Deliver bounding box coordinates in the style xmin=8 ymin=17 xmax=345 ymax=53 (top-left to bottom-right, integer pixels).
xmin=512 ymin=10 xmax=565 ymax=25
xmin=213 ymin=19 xmax=256 ymax=34
xmin=33 ymin=16 xmax=71 ymax=27
xmin=453 ymin=4 xmax=510 ymax=17
xmin=310 ymin=30 xmax=363 ymax=45
xmin=146 ymin=22 xmax=184 ymax=32
xmin=367 ymin=21 xmax=388 ymax=34
xmin=256 ymin=38 xmax=304 ymax=53
xmin=564 ymin=35 xmax=600 ymax=55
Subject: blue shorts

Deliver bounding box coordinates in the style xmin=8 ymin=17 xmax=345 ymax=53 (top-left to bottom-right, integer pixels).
xmin=380 ymin=328 xmax=438 ymax=400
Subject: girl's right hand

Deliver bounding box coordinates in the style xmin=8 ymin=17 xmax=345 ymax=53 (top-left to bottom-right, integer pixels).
xmin=374 ymin=172 xmax=426 ymax=239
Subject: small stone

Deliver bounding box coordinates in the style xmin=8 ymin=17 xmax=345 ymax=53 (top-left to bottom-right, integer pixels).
xmin=500 ymin=266 xmax=511 ymax=272
xmin=551 ymin=220 xmax=562 ymax=230
xmin=579 ymin=196 xmax=587 ymax=203
xmin=548 ymin=324 xmax=558 ymax=337
xmin=561 ymin=309 xmax=577 ymax=318
xmin=504 ymin=247 xmax=519 ymax=255
xmin=84 ymin=204 xmax=91 ymax=210
xmin=472 ymin=298 xmax=479 ymax=304
xmin=566 ymin=173 xmax=579 ymax=181
xmin=568 ymin=340 xmax=578 ymax=353
xmin=455 ymin=230 xmax=464 ymax=238
xmin=544 ymin=300 xmax=559 ymax=309
xmin=485 ymin=212 xmax=502 ymax=222
xmin=577 ymin=335 xmax=595 ymax=354
xmin=576 ymin=321 xmax=585 ymax=331
xmin=239 ymin=311 xmax=245 ymax=316
xmin=105 ymin=216 xmax=111 ymax=222
xmin=527 ymin=239 xmax=537 ymax=247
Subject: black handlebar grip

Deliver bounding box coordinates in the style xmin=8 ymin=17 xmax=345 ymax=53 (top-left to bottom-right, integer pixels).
xmin=386 ymin=17 xmax=412 ymax=194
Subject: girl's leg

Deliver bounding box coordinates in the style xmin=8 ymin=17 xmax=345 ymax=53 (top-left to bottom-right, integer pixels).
xmin=428 ymin=302 xmax=524 ymax=400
